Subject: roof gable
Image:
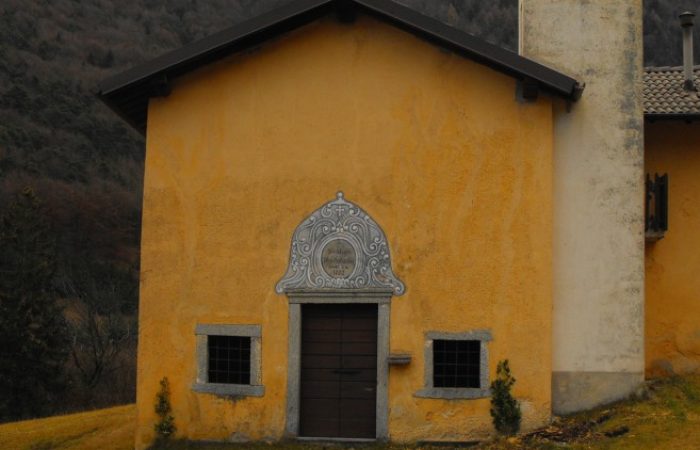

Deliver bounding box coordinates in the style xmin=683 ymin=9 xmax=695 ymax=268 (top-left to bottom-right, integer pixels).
xmin=98 ymin=0 xmax=583 ymax=134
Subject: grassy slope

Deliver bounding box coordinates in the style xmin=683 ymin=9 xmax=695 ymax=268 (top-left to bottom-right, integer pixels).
xmin=2 ymin=376 xmax=700 ymax=450
xmin=571 ymin=375 xmax=700 ymax=450
xmin=0 ymin=404 xmax=135 ymax=450
xmin=481 ymin=375 xmax=700 ymax=450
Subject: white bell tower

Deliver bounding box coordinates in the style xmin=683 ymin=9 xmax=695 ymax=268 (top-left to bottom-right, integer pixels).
xmin=519 ymin=0 xmax=645 ymax=414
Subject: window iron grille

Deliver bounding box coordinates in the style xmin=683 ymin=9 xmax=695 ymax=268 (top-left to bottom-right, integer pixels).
xmin=208 ymin=335 xmax=251 ymax=385
xmin=433 ymin=339 xmax=481 ymax=388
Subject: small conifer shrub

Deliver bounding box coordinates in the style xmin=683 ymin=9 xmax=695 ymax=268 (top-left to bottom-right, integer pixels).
xmin=490 ymin=359 xmax=522 ymax=435
xmin=154 ymin=377 xmax=176 ymax=442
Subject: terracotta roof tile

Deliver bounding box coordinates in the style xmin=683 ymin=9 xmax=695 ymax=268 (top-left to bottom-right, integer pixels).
xmin=644 ymin=66 xmax=700 ymax=116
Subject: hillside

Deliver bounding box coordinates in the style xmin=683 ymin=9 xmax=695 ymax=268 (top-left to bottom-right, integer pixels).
xmin=0 ymin=0 xmax=698 ymax=420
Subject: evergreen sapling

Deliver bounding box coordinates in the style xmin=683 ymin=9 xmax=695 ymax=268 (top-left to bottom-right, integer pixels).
xmin=154 ymin=377 xmax=176 ymax=442
xmin=490 ymin=359 xmax=521 ymax=435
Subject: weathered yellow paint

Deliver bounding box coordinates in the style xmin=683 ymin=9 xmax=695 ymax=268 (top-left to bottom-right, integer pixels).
xmin=645 ymin=122 xmax=700 ymax=378
xmin=136 ymin=15 xmax=554 ymax=448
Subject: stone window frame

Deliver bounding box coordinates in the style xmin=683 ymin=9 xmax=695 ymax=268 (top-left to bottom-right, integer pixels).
xmin=192 ymin=324 xmax=265 ymax=397
xmin=415 ymin=330 xmax=492 ymax=399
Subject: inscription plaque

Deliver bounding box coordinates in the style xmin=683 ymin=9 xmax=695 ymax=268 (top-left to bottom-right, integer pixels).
xmin=321 ymin=239 xmax=356 ymax=278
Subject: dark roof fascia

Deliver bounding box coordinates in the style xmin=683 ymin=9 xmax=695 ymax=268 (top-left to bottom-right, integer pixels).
xmin=97 ymin=0 xmax=583 ymax=134
xmin=645 ymin=113 xmax=700 ymax=122
xmin=98 ymin=0 xmax=332 ymax=95
xmin=644 ymin=65 xmax=700 ymax=72
xmin=352 ymin=0 xmax=580 ymax=100
xmin=97 ymin=0 xmax=335 ymax=134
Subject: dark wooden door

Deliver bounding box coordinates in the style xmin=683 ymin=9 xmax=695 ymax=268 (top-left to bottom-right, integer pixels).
xmin=299 ymin=304 xmax=377 ymax=439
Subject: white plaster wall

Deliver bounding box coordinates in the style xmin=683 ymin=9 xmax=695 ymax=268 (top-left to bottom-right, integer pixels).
xmin=519 ymin=0 xmax=645 ymax=413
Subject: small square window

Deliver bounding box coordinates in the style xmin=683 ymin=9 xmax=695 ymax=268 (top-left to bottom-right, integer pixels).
xmin=193 ymin=324 xmax=264 ymax=397
xmin=208 ymin=335 xmax=251 ymax=385
xmin=415 ymin=330 xmax=492 ymax=400
xmin=433 ymin=339 xmax=480 ymax=388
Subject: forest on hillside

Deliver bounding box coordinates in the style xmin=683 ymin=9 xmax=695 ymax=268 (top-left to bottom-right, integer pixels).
xmin=0 ymin=0 xmax=698 ymax=422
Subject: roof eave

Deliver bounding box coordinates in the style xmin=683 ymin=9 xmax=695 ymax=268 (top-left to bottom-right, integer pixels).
xmin=96 ymin=91 xmax=147 ymax=136
xmin=645 ymin=113 xmax=700 ymax=122
xmin=353 ymin=0 xmax=581 ymax=100
xmin=97 ymin=0 xmax=584 ymax=133
xmin=98 ymin=0 xmax=333 ymax=96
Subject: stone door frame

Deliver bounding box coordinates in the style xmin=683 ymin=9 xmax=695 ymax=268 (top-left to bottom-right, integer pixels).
xmin=284 ymin=290 xmax=392 ymax=441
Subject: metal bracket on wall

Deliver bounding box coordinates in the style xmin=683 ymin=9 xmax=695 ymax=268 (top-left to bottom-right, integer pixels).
xmin=388 ymin=353 xmax=411 ymax=365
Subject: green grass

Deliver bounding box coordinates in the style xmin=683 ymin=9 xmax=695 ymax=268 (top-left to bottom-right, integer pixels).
xmin=478 ymin=375 xmax=700 ymax=450
xmin=577 ymin=375 xmax=700 ymax=450
xmin=2 ymin=376 xmax=700 ymax=450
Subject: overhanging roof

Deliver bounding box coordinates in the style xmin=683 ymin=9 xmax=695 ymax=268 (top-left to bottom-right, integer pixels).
xmin=97 ymin=0 xmax=584 ymax=134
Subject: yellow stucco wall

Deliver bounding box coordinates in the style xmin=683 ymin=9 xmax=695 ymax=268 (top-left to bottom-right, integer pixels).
xmin=136 ymin=15 xmax=554 ymax=448
xmin=645 ymin=122 xmax=700 ymax=378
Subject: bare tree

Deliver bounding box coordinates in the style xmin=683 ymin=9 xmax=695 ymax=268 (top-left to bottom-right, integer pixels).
xmin=58 ymin=260 xmax=137 ymax=396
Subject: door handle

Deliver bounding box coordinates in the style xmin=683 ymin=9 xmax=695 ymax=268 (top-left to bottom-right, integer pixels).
xmin=332 ymin=369 xmax=361 ymax=375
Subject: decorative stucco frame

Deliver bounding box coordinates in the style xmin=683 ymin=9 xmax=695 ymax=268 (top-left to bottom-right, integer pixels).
xmin=277 ymin=193 xmax=404 ymax=441
xmin=276 ymin=192 xmax=405 ymax=295
xmin=415 ymin=330 xmax=492 ymax=399
xmin=192 ymin=324 xmax=265 ymax=397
